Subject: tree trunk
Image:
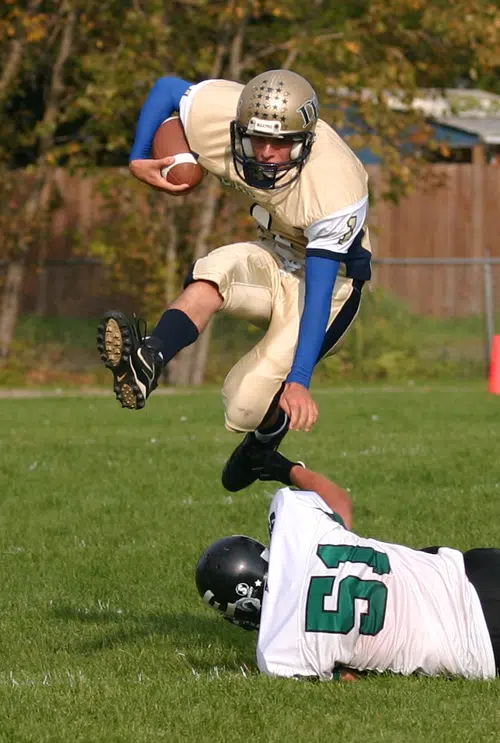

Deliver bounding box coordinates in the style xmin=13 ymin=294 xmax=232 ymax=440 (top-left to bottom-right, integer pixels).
xmin=162 ymin=199 xmax=181 ymax=384
xmin=190 ymin=318 xmax=213 ymax=385
xmin=0 ymin=260 xmax=26 ymax=359
xmin=0 ymin=6 xmax=75 ymax=352
xmin=164 ymin=202 xmax=179 ymax=307
xmin=170 ymin=25 xmax=248 ymax=387
xmin=172 ymin=178 xmax=221 ymax=385
xmin=0 ymin=170 xmax=55 ymax=357
xmin=168 ymin=21 xmax=249 ymax=386
xmin=35 ymin=225 xmax=51 ymax=316
xmin=0 ymin=0 xmax=43 ymax=101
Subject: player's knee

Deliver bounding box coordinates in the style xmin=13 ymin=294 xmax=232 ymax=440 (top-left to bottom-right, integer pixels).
xmin=224 ymin=402 xmax=264 ymax=433
xmin=224 ymin=380 xmax=276 ymax=432
xmin=184 ymin=263 xmax=221 ymax=293
xmin=224 ymin=392 xmax=270 ymax=432
xmin=190 ymin=249 xmax=243 ymax=296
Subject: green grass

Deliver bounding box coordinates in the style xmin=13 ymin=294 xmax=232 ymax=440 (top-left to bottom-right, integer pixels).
xmin=0 ymin=384 xmax=499 ymax=742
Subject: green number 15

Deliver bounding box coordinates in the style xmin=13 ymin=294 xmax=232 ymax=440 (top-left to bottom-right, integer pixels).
xmin=306 ymin=545 xmax=390 ymax=636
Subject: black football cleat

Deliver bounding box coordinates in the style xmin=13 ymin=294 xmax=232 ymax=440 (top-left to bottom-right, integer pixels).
xmin=96 ymin=310 xmax=163 ymax=409
xmin=221 ymin=422 xmax=289 ymax=492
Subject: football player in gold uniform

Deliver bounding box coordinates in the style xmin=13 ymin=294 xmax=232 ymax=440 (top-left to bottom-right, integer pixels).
xmin=97 ymin=70 xmax=371 ymax=492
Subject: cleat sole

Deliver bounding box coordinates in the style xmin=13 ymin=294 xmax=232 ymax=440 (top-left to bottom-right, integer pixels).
xmin=103 ymin=318 xmax=124 ymax=366
xmin=96 ymin=310 xmax=143 ymax=410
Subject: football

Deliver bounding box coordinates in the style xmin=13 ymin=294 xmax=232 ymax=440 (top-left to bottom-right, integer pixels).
xmin=152 ymin=116 xmax=204 ymax=193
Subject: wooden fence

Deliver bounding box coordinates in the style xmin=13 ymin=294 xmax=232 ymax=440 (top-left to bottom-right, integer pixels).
xmin=3 ymin=163 xmax=500 ymax=318
xmin=366 ymin=162 xmax=500 ymax=316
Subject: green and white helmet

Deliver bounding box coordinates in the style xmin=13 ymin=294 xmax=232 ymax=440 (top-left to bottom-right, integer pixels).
xmin=231 ymin=69 xmax=319 ymax=189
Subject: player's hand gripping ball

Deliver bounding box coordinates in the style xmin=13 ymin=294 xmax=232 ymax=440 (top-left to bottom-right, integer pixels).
xmin=152 ymin=116 xmax=204 ymax=194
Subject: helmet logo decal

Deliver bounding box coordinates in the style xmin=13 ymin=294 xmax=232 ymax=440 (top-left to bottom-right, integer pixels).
xmin=235 ymin=582 xmax=250 ymax=597
xmin=297 ymin=97 xmax=318 ymax=127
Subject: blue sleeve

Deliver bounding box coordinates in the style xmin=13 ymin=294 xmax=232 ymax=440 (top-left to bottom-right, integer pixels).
xmin=130 ymin=76 xmax=193 ymax=161
xmin=286 ymin=255 xmax=340 ymax=388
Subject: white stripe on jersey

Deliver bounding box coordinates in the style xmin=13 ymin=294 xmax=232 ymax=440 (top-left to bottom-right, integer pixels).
xmin=257 ymin=488 xmax=495 ymax=680
xmin=304 ymin=196 xmax=368 ymax=255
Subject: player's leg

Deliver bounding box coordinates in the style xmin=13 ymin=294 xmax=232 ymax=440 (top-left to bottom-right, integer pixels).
xmin=221 ymin=273 xmax=365 ymax=491
xmin=221 ymin=387 xmax=291 ymax=492
xmin=97 ymin=281 xmax=222 ymax=409
xmin=221 ymin=269 xmax=302 ymax=491
xmin=97 ymin=241 xmax=279 ymax=409
xmin=463 ymin=548 xmax=500 ymax=673
xmin=223 ymin=277 xmax=365 ymax=431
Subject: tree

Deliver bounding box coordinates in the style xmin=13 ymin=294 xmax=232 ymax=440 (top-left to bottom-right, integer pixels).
xmin=1 ymin=0 xmax=499 ymax=373
xmin=0 ymin=2 xmax=77 ymax=357
xmin=0 ymin=0 xmax=173 ymax=358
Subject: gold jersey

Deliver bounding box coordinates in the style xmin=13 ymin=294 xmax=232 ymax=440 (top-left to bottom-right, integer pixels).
xmin=180 ymin=80 xmax=371 ymax=281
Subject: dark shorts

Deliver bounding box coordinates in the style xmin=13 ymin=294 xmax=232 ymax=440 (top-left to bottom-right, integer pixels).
xmin=422 ymin=546 xmax=500 ymax=673
xmin=463 ymin=548 xmax=500 ymax=673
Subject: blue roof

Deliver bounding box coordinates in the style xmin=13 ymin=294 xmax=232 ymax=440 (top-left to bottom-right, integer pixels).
xmin=334 ymin=107 xmax=481 ymax=163
xmin=430 ymin=121 xmax=480 ymax=147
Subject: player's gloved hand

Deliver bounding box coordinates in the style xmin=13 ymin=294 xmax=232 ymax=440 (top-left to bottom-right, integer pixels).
xmin=256 ymin=450 xmax=305 ymax=486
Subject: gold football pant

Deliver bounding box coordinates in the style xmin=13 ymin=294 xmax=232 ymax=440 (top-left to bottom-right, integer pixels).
xmin=190 ymin=240 xmax=364 ymax=432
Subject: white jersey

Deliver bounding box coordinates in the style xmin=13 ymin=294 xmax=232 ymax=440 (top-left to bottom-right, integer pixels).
xmin=257 ymin=489 xmax=495 ymax=680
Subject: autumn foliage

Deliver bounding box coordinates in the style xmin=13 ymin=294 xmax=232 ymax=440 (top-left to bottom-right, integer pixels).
xmin=0 ymin=0 xmax=499 ymax=367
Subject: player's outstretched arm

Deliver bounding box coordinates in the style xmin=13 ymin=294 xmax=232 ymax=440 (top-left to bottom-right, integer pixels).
xmin=281 ymin=255 xmax=340 ymax=432
xmin=256 ymin=451 xmax=353 ymax=528
xmin=289 ymin=464 xmax=353 ymax=529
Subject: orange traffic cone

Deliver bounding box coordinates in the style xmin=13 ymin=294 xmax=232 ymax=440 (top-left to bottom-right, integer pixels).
xmin=488 ymin=335 xmax=500 ymax=394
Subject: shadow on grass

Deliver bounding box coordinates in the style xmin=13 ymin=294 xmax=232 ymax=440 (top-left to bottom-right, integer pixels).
xmin=50 ymin=604 xmax=255 ymax=668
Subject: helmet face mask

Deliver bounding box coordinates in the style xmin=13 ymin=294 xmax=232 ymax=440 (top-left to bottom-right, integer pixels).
xmin=231 ymin=69 xmax=319 ymax=190
xmin=231 ymin=123 xmax=315 ymax=190
xmin=195 ymin=535 xmax=269 ymax=631
xmin=223 ymin=595 xmax=263 ymax=631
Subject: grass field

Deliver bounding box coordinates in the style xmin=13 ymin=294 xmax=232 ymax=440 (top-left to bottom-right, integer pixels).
xmin=1 ymin=383 xmax=500 ymax=742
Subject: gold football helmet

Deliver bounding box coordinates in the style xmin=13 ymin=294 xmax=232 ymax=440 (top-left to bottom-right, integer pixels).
xmin=231 ymin=69 xmax=319 ymax=190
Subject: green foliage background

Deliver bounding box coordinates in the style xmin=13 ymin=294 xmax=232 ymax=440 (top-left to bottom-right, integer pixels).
xmin=0 ymin=287 xmax=490 ymax=387
xmin=1 ymin=0 xmax=499 ymax=370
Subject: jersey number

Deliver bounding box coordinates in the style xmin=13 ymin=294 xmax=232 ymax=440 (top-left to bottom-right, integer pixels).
xmin=306 ymin=545 xmax=390 ymax=636
xmin=338 ymin=216 xmax=357 ymax=246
